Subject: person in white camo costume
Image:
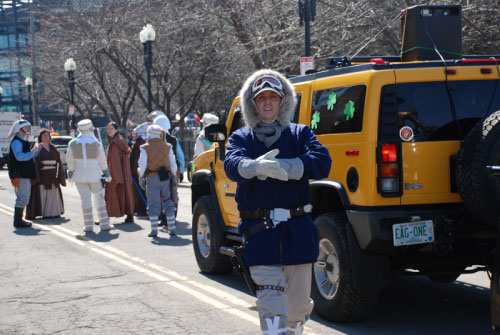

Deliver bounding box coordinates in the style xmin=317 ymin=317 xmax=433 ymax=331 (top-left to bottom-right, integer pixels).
xmin=66 ymin=119 xmax=113 ymax=233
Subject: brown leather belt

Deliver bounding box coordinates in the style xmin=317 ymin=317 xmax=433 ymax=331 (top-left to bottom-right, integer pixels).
xmin=240 ymin=205 xmax=311 ymax=242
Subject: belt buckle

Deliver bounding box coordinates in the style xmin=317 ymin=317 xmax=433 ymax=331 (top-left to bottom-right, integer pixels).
xmin=270 ymin=208 xmax=290 ymax=223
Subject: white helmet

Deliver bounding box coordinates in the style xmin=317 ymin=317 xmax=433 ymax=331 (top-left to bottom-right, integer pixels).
xmin=8 ymin=119 xmax=31 ymax=137
xmin=148 ymin=110 xmax=165 ymax=121
xmin=153 ymin=115 xmax=171 ymax=132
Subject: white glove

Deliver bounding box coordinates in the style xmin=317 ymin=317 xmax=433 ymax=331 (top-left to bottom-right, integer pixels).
xmin=238 ymin=149 xmax=288 ymax=181
xmin=103 ymin=169 xmax=112 ymax=183
xmin=139 ymin=177 xmax=146 ymax=190
xmin=275 ymin=157 xmax=304 ymax=180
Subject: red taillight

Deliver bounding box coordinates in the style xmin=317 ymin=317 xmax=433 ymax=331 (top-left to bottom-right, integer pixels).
xmin=381 ymin=143 xmax=397 ymax=162
xmin=379 ymin=143 xmax=400 ymax=195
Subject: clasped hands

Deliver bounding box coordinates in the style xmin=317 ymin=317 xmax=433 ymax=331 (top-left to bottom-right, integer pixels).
xmin=254 ymin=149 xmax=288 ymax=181
xmin=238 ymin=149 xmax=288 ymax=181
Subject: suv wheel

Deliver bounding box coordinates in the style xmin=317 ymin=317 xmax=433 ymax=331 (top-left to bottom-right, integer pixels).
xmin=192 ymin=195 xmax=232 ymax=274
xmin=456 ymin=110 xmax=500 ymax=227
xmin=312 ymin=212 xmax=379 ymax=322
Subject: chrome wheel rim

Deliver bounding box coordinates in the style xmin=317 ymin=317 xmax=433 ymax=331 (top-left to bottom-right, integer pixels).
xmin=314 ymin=237 xmax=340 ymax=300
xmin=196 ymin=214 xmax=211 ymax=258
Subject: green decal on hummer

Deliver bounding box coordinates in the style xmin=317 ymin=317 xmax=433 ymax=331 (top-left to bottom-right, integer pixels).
xmin=327 ymin=92 xmax=337 ymax=111
xmin=344 ymin=100 xmax=355 ymax=120
xmin=311 ymin=111 xmax=320 ymax=129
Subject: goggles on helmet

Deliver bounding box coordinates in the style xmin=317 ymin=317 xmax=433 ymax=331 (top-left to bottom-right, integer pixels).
xmin=251 ymin=76 xmax=284 ymax=98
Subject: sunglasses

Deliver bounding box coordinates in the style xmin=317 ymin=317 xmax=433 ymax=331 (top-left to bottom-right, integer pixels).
xmin=251 ymin=76 xmax=284 ymax=96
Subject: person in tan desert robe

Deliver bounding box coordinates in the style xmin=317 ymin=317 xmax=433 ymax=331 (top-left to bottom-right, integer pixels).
xmin=105 ymin=122 xmax=135 ymax=223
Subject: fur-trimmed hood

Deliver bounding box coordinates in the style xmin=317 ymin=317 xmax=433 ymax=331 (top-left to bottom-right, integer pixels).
xmin=239 ymin=69 xmax=296 ymax=129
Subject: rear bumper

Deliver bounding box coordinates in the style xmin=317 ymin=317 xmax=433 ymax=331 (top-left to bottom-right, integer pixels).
xmin=346 ymin=204 xmax=467 ymax=254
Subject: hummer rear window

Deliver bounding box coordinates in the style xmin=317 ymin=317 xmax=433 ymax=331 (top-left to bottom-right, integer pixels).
xmin=390 ymin=80 xmax=500 ymax=141
xmin=311 ymin=85 xmax=366 ymax=135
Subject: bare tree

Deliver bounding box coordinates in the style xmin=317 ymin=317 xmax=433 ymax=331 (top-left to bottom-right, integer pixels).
xmin=33 ymin=0 xmax=499 ymax=133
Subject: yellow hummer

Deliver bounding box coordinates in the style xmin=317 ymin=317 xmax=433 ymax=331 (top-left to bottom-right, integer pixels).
xmin=191 ymin=4 xmax=500 ymax=321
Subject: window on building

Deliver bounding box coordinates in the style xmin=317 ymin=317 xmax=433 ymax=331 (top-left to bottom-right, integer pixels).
xmin=0 ymin=35 xmax=8 ymax=48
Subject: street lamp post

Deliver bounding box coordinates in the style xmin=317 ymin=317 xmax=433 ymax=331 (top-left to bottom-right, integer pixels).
xmin=64 ymin=57 xmax=77 ymax=136
xmin=298 ymin=0 xmax=316 ymax=57
xmin=24 ymin=77 xmax=33 ymax=124
xmin=139 ymin=24 xmax=156 ymax=116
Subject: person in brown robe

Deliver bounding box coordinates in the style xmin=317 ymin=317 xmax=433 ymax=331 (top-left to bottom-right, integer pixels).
xmin=105 ymin=122 xmax=135 ymax=223
xmin=26 ymin=129 xmax=66 ymax=219
xmin=130 ymin=124 xmax=148 ymax=216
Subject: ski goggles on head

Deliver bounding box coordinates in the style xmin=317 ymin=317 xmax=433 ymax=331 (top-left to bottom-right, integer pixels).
xmin=251 ymin=75 xmax=284 ymax=98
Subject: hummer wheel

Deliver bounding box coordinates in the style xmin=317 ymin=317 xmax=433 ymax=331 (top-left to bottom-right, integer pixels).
xmin=312 ymin=212 xmax=379 ymax=322
xmin=192 ymin=195 xmax=232 ymax=274
xmin=456 ymin=110 xmax=500 ymax=228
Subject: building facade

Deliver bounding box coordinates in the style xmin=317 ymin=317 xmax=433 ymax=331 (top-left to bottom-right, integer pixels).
xmin=0 ymin=0 xmax=37 ymax=119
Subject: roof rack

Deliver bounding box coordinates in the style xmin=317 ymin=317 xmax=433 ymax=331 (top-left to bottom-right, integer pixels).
xmin=462 ymin=55 xmax=500 ymax=60
xmin=325 ymin=56 xmax=401 ymax=69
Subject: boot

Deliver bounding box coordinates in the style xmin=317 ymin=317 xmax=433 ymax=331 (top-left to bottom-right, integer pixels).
xmin=149 ymin=216 xmax=158 ymax=237
xmin=83 ymin=224 xmax=94 ymax=233
xmin=260 ymin=316 xmax=288 ymax=335
xmin=167 ymin=215 xmax=176 ymax=236
xmin=13 ymin=207 xmax=31 ymax=228
xmin=287 ymin=321 xmax=304 ymax=335
xmin=124 ymin=214 xmax=134 ymax=223
xmin=100 ymin=223 xmax=114 ymax=231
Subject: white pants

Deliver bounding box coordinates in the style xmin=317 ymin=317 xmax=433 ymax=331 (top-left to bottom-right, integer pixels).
xmin=250 ymin=264 xmax=314 ymax=325
xmin=75 ymin=182 xmax=110 ymax=227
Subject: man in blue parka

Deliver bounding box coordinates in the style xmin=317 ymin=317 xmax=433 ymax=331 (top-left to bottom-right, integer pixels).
xmin=224 ymin=69 xmax=331 ymax=334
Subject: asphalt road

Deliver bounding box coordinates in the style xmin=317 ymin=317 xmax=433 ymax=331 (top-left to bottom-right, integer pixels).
xmin=0 ymin=169 xmax=492 ymax=334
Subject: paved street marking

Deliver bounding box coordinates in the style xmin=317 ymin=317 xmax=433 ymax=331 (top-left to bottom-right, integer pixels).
xmin=0 ymin=205 xmax=323 ymax=334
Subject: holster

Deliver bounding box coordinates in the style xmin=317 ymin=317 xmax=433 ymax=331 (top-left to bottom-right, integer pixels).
xmin=158 ymin=166 xmax=169 ymax=181
xmin=220 ymin=246 xmax=256 ymax=296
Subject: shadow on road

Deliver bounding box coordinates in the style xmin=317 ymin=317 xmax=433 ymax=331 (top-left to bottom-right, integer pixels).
xmin=173 ymin=220 xmax=191 ymax=237
xmin=76 ymin=231 xmax=120 ymax=242
xmin=32 ymin=217 xmax=70 ymax=225
xmin=112 ymin=222 xmax=143 ymax=233
xmin=150 ymin=231 xmax=191 ymax=246
xmin=13 ymin=227 xmax=43 ymax=236
xmin=311 ymin=275 xmax=490 ymax=335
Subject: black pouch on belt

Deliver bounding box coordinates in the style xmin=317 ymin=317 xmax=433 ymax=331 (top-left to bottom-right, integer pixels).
xmin=158 ymin=166 xmax=169 ymax=181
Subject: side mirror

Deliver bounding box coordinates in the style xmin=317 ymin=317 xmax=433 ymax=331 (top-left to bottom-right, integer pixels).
xmin=205 ymin=123 xmax=227 ymax=161
xmin=205 ymin=123 xmax=227 ymax=142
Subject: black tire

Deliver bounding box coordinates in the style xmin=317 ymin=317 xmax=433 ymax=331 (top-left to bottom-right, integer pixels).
xmin=312 ymin=212 xmax=379 ymax=322
xmin=456 ymin=110 xmax=500 ymax=228
xmin=192 ymin=195 xmax=232 ymax=274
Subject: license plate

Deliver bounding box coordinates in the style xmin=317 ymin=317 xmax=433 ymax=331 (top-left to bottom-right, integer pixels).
xmin=392 ymin=220 xmax=434 ymax=247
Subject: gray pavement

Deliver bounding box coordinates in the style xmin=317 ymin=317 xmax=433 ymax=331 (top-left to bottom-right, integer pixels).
xmin=0 ymin=170 xmax=493 ymax=334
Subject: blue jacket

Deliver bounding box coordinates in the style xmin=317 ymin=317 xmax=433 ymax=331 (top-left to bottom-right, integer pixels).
xmin=224 ymin=123 xmax=331 ymax=267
